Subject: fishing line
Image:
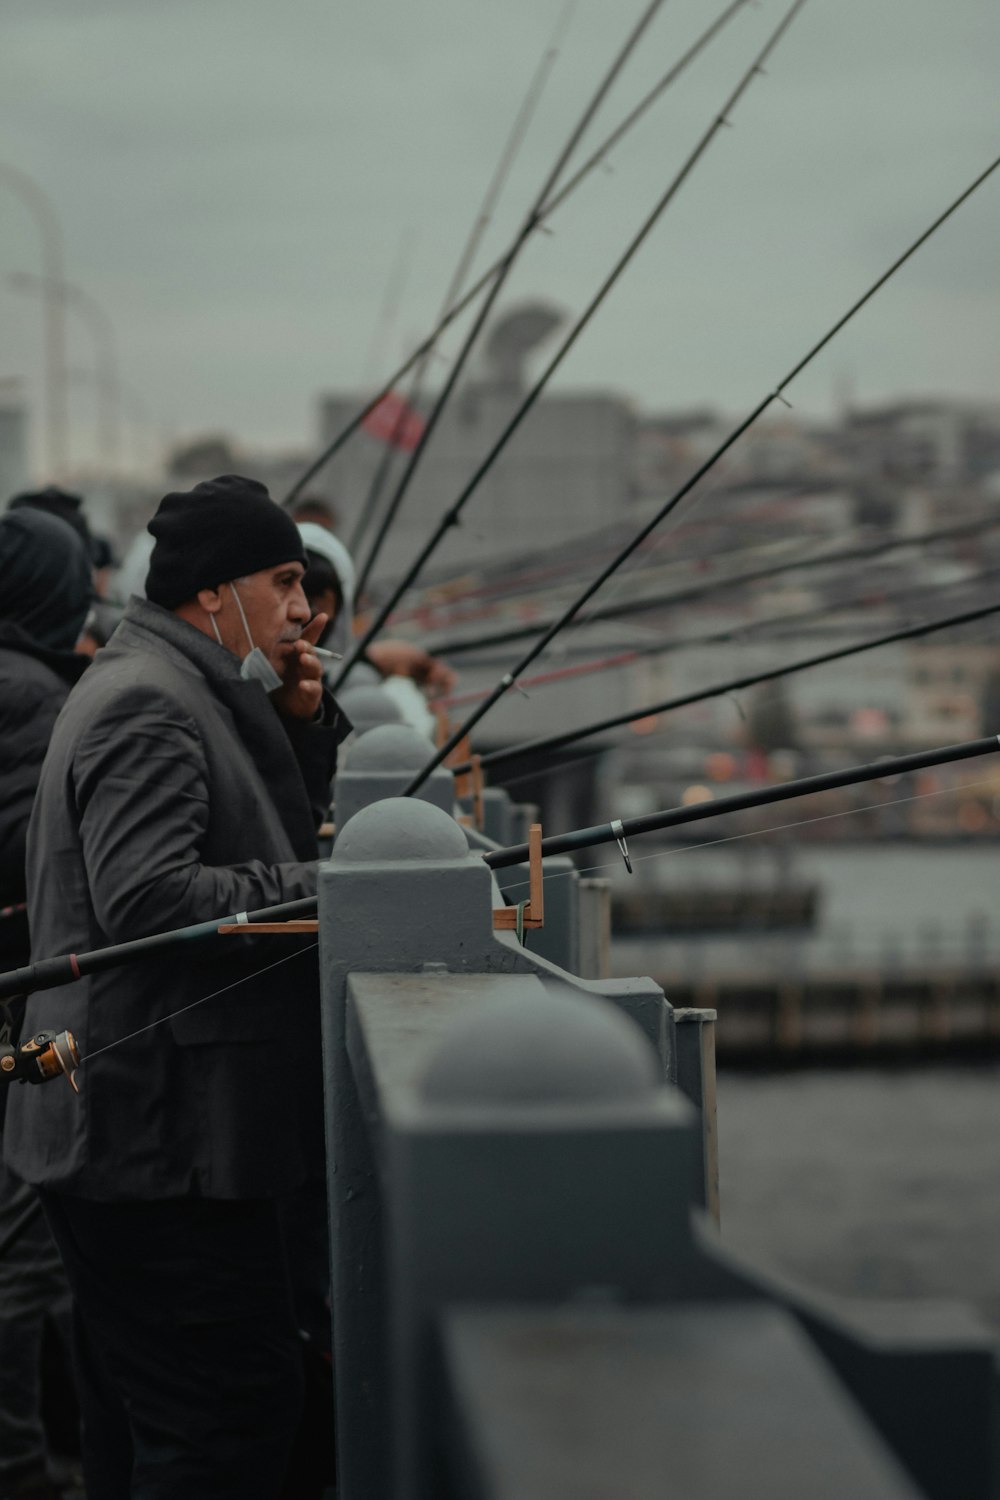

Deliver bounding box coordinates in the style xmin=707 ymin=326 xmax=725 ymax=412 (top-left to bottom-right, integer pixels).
xmin=450 ymin=589 xmax=1000 ymax=769
xmin=335 ymin=0 xmax=673 ymax=657
xmin=283 ymin=0 xmax=753 ymax=510
xmin=338 ymin=1 xmax=807 ymax=701
xmin=392 ymin=485 xmax=853 ymax=624
xmin=405 ymin=146 xmax=1000 ymax=793
xmin=60 ymin=774 xmax=996 ymax=1071
xmin=424 ymin=511 xmax=1000 ymax=657
xmin=351 ymin=1 xmax=577 ymax=565
xmin=545 ymin=455 xmax=743 ymax=661
xmin=497 ymin=777 xmax=1000 ymax=895
xmin=78 ymin=944 xmax=318 ymax=1066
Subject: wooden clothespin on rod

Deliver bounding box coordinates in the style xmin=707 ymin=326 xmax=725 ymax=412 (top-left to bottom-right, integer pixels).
xmin=492 ymin=823 xmax=544 ymax=934
xmin=217 ymin=919 xmax=319 ymax=935
xmin=436 ymin=708 xmax=475 ymax=803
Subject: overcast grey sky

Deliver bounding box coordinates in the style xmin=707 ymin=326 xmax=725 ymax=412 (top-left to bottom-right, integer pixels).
xmin=2 ymin=0 xmax=998 ymax=473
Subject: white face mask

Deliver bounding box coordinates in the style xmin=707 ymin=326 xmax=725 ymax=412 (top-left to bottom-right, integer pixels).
xmin=209 ymin=581 xmax=283 ymax=693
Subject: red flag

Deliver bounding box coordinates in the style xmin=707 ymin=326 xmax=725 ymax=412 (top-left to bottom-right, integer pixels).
xmin=362 ymin=390 xmax=426 ymax=451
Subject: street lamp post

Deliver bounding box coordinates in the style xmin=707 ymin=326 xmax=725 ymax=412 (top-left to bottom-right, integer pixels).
xmin=0 ymin=163 xmax=69 ymax=477
xmin=8 ymin=271 xmax=121 ymax=475
xmin=67 ymin=367 xmax=162 ymax=475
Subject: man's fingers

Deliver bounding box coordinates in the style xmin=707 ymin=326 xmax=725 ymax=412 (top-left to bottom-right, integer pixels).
xmin=293 ymin=641 xmax=323 ymax=679
xmin=302 ymin=612 xmax=328 ymax=646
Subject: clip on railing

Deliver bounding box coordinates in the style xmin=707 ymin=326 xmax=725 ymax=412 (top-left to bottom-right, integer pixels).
xmin=222 ymin=811 xmax=545 ymax=940
xmin=441 ymin=709 xmax=478 ymax=813
xmin=492 ymin=823 xmax=545 ymax=934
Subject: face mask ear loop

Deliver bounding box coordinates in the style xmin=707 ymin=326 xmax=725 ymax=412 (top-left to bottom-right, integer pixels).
xmin=208 ymin=611 xmax=224 ymax=648
xmin=228 ymin=582 xmax=257 ymax=657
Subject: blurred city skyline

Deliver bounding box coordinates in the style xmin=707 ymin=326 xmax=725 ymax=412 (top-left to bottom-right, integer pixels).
xmin=2 ymin=0 xmax=999 ymax=477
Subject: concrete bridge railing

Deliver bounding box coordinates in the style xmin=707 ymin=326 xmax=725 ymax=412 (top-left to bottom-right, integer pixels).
xmin=316 ymin=793 xmax=999 ymax=1500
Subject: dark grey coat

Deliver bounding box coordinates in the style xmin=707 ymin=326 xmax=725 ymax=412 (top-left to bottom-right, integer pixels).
xmin=3 ymin=597 xmax=346 ymax=1200
xmin=0 ymin=628 xmax=88 ymax=971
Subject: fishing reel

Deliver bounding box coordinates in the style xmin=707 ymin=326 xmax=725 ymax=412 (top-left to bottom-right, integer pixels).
xmin=0 ymin=1030 xmax=80 ymax=1093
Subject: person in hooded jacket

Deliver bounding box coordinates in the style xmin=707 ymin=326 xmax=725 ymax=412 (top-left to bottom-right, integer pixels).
xmin=0 ymin=507 xmax=92 ymax=1500
xmin=298 ymin=520 xmax=456 ymax=736
xmin=0 ymin=509 xmax=92 ymax=973
xmin=5 ymin=476 xmax=350 ymax=1500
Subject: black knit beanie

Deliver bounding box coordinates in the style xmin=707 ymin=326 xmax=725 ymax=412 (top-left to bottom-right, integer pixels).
xmin=0 ymin=507 xmax=93 ymax=650
xmin=8 ymin=486 xmax=92 ymax=554
xmin=145 ymin=475 xmax=307 ymax=609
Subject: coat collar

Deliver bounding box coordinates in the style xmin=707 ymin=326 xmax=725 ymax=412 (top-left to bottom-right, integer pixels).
xmin=115 ymin=595 xmax=245 ymax=686
xmin=112 ymin=596 xmax=320 ymax=858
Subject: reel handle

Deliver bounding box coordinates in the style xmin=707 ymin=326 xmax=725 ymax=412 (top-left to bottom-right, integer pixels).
xmin=0 ymin=1030 xmax=80 ymax=1092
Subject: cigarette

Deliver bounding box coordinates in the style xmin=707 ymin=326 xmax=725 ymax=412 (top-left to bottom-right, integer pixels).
xmin=312 ymin=646 xmax=343 ymax=661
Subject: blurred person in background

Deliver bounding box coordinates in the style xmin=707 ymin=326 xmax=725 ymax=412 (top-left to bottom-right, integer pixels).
xmin=7 ymin=488 xmax=92 ymax=557
xmin=298 ymin=522 xmax=354 ymax=662
xmin=8 ymin=486 xmax=123 ymax=654
xmin=289 ymin=494 xmax=339 ymax=534
xmin=298 ymin=520 xmax=456 ymax=738
xmin=0 ymin=506 xmax=92 ymax=1500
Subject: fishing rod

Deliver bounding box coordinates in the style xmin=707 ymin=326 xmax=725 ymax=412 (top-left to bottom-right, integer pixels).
xmin=333 ymin=1 xmax=807 ymax=695
xmin=443 ymin=558 xmax=1000 ymax=685
xmin=4 ymin=734 xmax=997 ymax=1020
xmin=403 ymin=150 xmax=1000 ymax=795
xmin=484 ymin=734 xmax=1000 ymax=870
xmin=349 ymin=4 xmax=574 ymax=563
xmin=451 ymin=595 xmax=1000 ymax=775
xmin=389 ymin=463 xmax=820 ymax=615
xmin=282 ymin=0 xmax=753 ymax=510
xmin=419 ymin=514 xmax=1000 ymax=657
xmin=343 ymin=0 xmax=670 ymax=606
xmin=387 ymin=486 xmax=746 ymax=616
xmin=0 ymin=895 xmax=317 ymax=1005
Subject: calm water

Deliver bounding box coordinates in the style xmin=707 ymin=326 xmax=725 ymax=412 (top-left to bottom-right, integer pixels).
xmin=613 ymin=841 xmax=1000 ymax=977
xmin=609 ymin=845 xmax=1000 ymax=1329
xmin=718 ymin=1064 xmax=1000 ymax=1332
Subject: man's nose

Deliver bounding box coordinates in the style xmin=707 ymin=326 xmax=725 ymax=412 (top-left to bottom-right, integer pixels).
xmin=289 ymin=583 xmax=310 ymax=623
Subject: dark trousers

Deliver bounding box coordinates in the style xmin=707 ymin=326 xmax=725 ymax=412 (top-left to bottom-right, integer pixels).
xmin=39 ymin=1192 xmax=305 ymax=1500
xmin=0 ymin=1160 xmax=75 ymax=1487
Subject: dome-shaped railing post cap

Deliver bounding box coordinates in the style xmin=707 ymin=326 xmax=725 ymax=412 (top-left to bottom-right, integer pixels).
xmin=331 ymin=796 xmax=476 ymax=864
xmin=421 ymin=981 xmax=660 ymax=1105
xmin=338 ymin=685 xmax=405 ymax=731
xmin=344 ymin=723 xmax=445 ymax=773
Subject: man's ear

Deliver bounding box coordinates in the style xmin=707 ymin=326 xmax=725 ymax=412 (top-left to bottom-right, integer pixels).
xmin=196 ymin=586 xmax=223 ymax=616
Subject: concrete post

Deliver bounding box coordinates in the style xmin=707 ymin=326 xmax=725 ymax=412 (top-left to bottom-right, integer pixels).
xmin=577 ymin=877 xmax=612 ymax=978
xmin=319 ymin=798 xmax=534 ymax=1500
xmin=334 ymin=723 xmax=455 ymax=826
xmin=338 ymin=683 xmax=405 ymax=736
xmin=390 ymin=979 xmax=699 ymax=1499
xmin=673 ymin=1007 xmax=720 ymax=1225
xmin=318 ymin=798 xmax=679 ymax=1498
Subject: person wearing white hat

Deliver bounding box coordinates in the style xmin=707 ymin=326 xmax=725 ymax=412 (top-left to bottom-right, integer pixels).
xmin=297 ymin=522 xmax=356 ymax=663
xmin=298 ymin=523 xmax=456 ymax=738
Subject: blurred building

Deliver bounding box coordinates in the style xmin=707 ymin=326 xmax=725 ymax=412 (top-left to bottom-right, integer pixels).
xmin=318 ymin=302 xmax=635 ymax=579
xmin=843 ymin=399 xmax=1000 ymax=486
xmin=0 ymin=382 xmax=30 ymax=502
xmin=164 ymin=434 xmax=316 ymax=512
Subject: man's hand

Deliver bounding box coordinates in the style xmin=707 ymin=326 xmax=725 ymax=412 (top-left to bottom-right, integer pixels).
xmin=366 ymin=639 xmax=457 ymax=698
xmin=272 ymin=613 xmax=328 ymax=720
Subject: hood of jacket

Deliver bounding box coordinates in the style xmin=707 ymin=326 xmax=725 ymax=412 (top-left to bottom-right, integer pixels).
xmin=0 ymin=619 xmax=90 ymax=687
xmin=298 ymin=522 xmax=356 ymax=659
